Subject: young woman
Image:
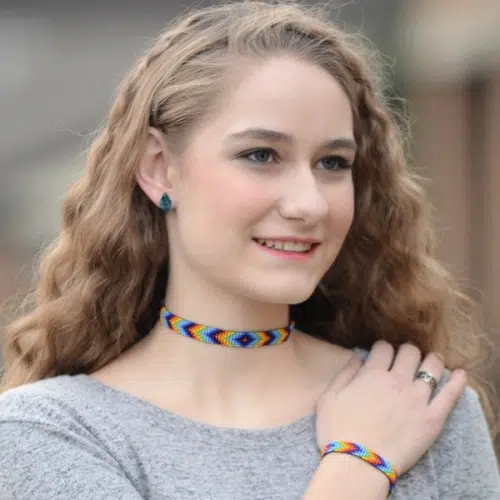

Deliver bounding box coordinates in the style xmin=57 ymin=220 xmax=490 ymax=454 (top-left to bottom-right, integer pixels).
xmin=1 ymin=2 xmax=498 ymax=499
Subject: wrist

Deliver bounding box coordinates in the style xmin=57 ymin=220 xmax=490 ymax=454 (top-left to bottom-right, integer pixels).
xmin=304 ymin=454 xmax=390 ymax=500
xmin=319 ymin=453 xmax=391 ymax=486
xmin=320 ymin=440 xmax=397 ymax=494
xmin=321 ymin=452 xmax=391 ymax=490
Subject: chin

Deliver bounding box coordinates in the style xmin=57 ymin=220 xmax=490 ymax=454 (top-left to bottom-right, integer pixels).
xmin=244 ymin=281 xmax=318 ymax=306
xmin=283 ymin=290 xmax=316 ymax=305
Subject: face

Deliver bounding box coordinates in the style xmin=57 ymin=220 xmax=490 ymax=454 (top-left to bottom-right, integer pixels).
xmin=167 ymin=55 xmax=355 ymax=305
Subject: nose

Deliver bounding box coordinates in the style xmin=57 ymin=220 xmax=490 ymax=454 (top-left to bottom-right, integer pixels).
xmin=277 ymin=165 xmax=329 ymax=223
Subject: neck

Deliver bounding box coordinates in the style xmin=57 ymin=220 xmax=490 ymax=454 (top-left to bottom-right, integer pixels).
xmin=164 ymin=279 xmax=290 ymax=333
xmin=136 ymin=278 xmax=302 ymax=397
xmin=122 ymin=268 xmax=324 ymax=427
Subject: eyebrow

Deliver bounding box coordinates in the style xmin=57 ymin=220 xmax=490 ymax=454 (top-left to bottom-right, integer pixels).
xmin=225 ymin=127 xmax=357 ymax=152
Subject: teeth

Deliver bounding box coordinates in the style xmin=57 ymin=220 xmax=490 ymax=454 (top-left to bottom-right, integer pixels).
xmin=256 ymin=239 xmax=313 ymax=252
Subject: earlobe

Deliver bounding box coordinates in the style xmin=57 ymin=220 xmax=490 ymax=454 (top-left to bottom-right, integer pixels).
xmin=136 ymin=127 xmax=174 ymax=209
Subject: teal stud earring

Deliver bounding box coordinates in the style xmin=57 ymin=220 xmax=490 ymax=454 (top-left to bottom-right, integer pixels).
xmin=159 ymin=193 xmax=173 ymax=213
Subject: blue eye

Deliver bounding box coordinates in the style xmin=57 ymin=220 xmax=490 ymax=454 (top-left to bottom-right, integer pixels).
xmin=318 ymin=156 xmax=352 ymax=171
xmin=238 ymin=149 xmax=352 ymax=171
xmin=240 ymin=148 xmax=276 ymax=164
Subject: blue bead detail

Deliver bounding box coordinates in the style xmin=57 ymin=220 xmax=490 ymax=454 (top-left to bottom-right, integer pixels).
xmin=160 ymin=193 xmax=172 ymax=213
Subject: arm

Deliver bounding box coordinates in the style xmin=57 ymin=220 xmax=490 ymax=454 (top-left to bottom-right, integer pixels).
xmin=0 ymin=420 xmax=145 ymax=500
xmin=303 ymin=454 xmax=390 ymax=500
xmin=431 ymin=386 xmax=500 ymax=499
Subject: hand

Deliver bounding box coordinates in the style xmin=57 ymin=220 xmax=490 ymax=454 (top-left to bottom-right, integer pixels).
xmin=315 ymin=340 xmax=467 ymax=475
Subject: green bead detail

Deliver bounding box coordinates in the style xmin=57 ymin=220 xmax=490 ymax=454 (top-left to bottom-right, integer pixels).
xmin=159 ymin=193 xmax=172 ymax=213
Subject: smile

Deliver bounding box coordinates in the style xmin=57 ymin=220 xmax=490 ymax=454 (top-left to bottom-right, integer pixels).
xmin=255 ymin=238 xmax=314 ymax=252
xmin=253 ymin=238 xmax=320 ymax=259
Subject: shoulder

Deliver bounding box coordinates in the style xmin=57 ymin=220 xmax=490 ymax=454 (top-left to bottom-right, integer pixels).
xmin=0 ymin=374 xmax=129 ymax=471
xmin=0 ymin=374 xmax=109 ymax=443
xmin=433 ymin=380 xmax=493 ymax=449
xmin=1 ymin=376 xmax=72 ymax=418
xmin=429 ymin=382 xmax=500 ymax=496
xmin=0 ymin=377 xmax=148 ymax=500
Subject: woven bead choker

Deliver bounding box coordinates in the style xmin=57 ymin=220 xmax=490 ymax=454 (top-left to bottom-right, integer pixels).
xmin=159 ymin=305 xmax=294 ymax=347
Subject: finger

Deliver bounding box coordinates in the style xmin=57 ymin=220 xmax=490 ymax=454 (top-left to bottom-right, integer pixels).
xmin=429 ymin=369 xmax=467 ymax=421
xmin=390 ymin=343 xmax=422 ymax=381
xmin=361 ymin=340 xmax=395 ymax=372
xmin=413 ymin=352 xmax=445 ymax=399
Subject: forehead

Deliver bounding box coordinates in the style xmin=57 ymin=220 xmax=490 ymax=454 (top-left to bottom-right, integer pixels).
xmin=191 ymin=55 xmax=354 ymax=144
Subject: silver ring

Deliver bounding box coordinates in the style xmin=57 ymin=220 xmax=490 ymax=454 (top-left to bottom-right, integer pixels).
xmin=415 ymin=370 xmax=438 ymax=390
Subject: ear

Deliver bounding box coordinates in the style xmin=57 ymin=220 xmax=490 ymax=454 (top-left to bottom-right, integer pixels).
xmin=136 ymin=127 xmax=177 ymax=209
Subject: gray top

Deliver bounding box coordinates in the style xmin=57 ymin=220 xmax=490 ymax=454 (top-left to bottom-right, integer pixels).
xmin=0 ymin=353 xmax=499 ymax=499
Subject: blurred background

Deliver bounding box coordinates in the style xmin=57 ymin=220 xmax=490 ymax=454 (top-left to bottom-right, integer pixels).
xmin=1 ymin=0 xmax=499 ymax=451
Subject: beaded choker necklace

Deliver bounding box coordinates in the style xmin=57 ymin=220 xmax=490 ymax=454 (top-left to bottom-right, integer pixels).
xmin=159 ymin=305 xmax=294 ymax=347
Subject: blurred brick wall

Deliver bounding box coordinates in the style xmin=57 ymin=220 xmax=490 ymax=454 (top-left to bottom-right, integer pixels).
xmin=404 ymin=0 xmax=500 ymax=452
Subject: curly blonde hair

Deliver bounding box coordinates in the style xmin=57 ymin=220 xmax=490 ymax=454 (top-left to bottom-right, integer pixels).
xmin=1 ymin=0 xmax=496 ymax=432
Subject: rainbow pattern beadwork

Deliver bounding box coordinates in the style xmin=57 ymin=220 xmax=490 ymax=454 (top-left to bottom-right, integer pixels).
xmin=320 ymin=441 xmax=397 ymax=494
xmin=159 ymin=306 xmax=294 ymax=347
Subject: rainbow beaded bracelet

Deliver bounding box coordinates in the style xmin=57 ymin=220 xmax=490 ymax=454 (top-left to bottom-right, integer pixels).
xmin=320 ymin=441 xmax=398 ymax=495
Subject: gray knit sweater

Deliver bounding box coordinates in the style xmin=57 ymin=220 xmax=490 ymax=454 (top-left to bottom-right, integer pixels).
xmin=0 ymin=361 xmax=499 ymax=499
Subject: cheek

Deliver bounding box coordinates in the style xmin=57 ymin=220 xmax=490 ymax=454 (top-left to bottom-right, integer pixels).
xmin=328 ymin=181 xmax=355 ymax=234
xmin=180 ymin=161 xmax=271 ymax=236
